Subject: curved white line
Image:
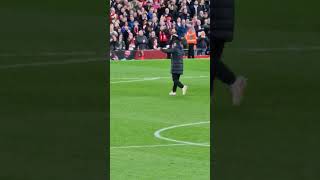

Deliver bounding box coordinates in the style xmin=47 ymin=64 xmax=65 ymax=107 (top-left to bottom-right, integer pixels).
xmin=110 ymin=143 xmax=190 ymax=149
xmin=154 ymin=121 xmax=210 ymax=147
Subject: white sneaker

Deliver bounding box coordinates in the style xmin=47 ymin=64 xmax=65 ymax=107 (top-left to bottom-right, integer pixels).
xmin=230 ymin=76 xmax=247 ymax=105
xmin=169 ymin=91 xmax=176 ymax=96
xmin=182 ymin=85 xmax=188 ymax=95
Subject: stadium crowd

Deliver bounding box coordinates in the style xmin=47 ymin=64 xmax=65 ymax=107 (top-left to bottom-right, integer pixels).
xmin=110 ymin=0 xmax=210 ymax=56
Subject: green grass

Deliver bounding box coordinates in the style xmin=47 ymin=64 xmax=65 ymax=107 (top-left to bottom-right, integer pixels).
xmin=213 ymin=0 xmax=320 ymax=179
xmin=213 ymin=48 xmax=320 ymax=179
xmin=0 ymin=2 xmax=107 ymax=179
xmin=110 ymin=59 xmax=210 ymax=179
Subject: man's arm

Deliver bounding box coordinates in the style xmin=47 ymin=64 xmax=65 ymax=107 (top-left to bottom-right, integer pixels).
xmin=160 ymin=47 xmax=176 ymax=53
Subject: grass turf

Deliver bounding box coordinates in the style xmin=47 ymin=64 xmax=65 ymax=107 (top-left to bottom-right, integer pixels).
xmin=213 ymin=44 xmax=320 ymax=180
xmin=213 ymin=0 xmax=320 ymax=179
xmin=0 ymin=2 xmax=107 ymax=179
xmin=110 ymin=59 xmax=210 ymax=179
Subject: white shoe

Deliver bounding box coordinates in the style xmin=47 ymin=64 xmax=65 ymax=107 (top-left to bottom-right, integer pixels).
xmin=182 ymin=85 xmax=188 ymax=95
xmin=169 ymin=91 xmax=176 ymax=96
xmin=230 ymin=76 xmax=247 ymax=105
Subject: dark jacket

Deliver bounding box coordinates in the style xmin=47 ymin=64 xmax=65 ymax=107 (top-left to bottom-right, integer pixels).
xmin=212 ymin=0 xmax=234 ymax=42
xmin=177 ymin=24 xmax=188 ymax=38
xmin=136 ymin=35 xmax=149 ymax=50
xmin=161 ymin=46 xmax=184 ymax=74
xmin=197 ymin=36 xmax=209 ymax=49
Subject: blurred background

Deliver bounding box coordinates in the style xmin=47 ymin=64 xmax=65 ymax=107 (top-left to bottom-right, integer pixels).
xmin=214 ymin=0 xmax=320 ymax=179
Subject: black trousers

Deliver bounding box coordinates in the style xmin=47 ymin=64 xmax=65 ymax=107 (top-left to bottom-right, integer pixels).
xmin=188 ymin=44 xmax=195 ymax=58
xmin=172 ymin=73 xmax=184 ymax=92
xmin=210 ymin=39 xmax=236 ymax=94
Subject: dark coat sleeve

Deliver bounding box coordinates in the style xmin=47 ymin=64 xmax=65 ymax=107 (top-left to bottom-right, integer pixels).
xmin=212 ymin=0 xmax=235 ymax=42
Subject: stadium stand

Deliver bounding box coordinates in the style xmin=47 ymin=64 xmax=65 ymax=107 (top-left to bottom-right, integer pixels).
xmin=110 ymin=0 xmax=210 ymax=60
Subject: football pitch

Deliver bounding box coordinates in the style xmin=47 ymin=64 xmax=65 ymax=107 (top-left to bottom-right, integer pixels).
xmin=110 ymin=59 xmax=210 ymax=179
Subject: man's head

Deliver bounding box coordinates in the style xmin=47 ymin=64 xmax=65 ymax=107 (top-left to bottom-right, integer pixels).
xmin=197 ymin=20 xmax=201 ymax=26
xmin=183 ymin=8 xmax=188 ymax=14
xmin=171 ymin=28 xmax=177 ymax=35
xmin=152 ymin=16 xmax=158 ymax=23
xmin=199 ymin=10 xmax=204 ymax=17
xmin=151 ymin=31 xmax=156 ymax=37
xmin=200 ymin=31 xmax=206 ymax=37
xmin=121 ymin=7 xmax=126 ymax=14
xmin=182 ymin=19 xmax=186 ymax=25
xmin=128 ymin=32 xmax=133 ymax=39
xmin=177 ymin=17 xmax=181 ymax=23
xmin=139 ymin=30 xmax=144 ymax=36
xmin=165 ymin=8 xmax=170 ymax=15
xmin=204 ymin=11 xmax=208 ymax=18
xmin=111 ymin=8 xmax=115 ymax=14
xmin=117 ymin=4 xmax=122 ymax=10
xmin=133 ymin=12 xmax=138 ymax=18
xmin=130 ymin=15 xmax=134 ymax=21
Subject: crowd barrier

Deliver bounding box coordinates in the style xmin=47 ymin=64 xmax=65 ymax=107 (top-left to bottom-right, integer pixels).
xmin=110 ymin=49 xmax=210 ymax=60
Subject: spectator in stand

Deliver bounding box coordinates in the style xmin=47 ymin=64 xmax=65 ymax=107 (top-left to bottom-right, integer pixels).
xmin=149 ymin=31 xmax=158 ymax=49
xmin=177 ymin=18 xmax=188 ymax=38
xmin=128 ymin=32 xmax=136 ymax=50
xmin=109 ymin=0 xmax=211 ymax=55
xmin=128 ymin=14 xmax=135 ymax=29
xmin=159 ymin=25 xmax=169 ymax=47
xmin=180 ymin=6 xmax=191 ymax=20
xmin=198 ymin=10 xmax=205 ymax=24
xmin=190 ymin=0 xmax=202 ymax=18
xmin=195 ymin=20 xmax=204 ymax=36
xmin=118 ymin=34 xmax=126 ymax=50
xmin=199 ymin=0 xmax=209 ymax=12
xmin=197 ymin=31 xmax=209 ymax=55
xmin=132 ymin=21 xmax=140 ymax=36
xmin=136 ymin=30 xmax=149 ymax=50
xmin=110 ymin=35 xmax=119 ymax=51
xmin=203 ymin=18 xmax=210 ymax=36
xmin=185 ymin=26 xmax=197 ymax=58
xmin=168 ymin=0 xmax=179 ymax=19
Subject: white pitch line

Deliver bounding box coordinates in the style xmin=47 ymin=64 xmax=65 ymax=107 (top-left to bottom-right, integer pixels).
xmin=110 ymin=76 xmax=208 ymax=84
xmin=0 ymin=51 xmax=98 ymax=57
xmin=110 ymin=77 xmax=161 ymax=84
xmin=110 ymin=143 xmax=192 ymax=149
xmin=237 ymin=46 xmax=320 ymax=52
xmin=154 ymin=121 xmax=210 ymax=147
xmin=0 ymin=58 xmax=106 ymax=69
xmin=111 ymin=75 xmax=208 ymax=80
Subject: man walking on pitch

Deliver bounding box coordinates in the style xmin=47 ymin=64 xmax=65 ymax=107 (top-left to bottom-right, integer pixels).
xmin=161 ymin=40 xmax=188 ymax=96
xmin=211 ymin=0 xmax=247 ymax=105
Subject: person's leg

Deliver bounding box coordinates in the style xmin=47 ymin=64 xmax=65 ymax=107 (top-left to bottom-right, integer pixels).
xmin=175 ymin=74 xmax=189 ymax=95
xmin=191 ymin=44 xmax=195 ymax=58
xmin=172 ymin=73 xmax=179 ymax=92
xmin=211 ymin=39 xmax=236 ymax=92
xmin=188 ymin=44 xmax=192 ymax=58
xmin=211 ymin=39 xmax=247 ymax=105
xmin=175 ymin=74 xmax=184 ymax=89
